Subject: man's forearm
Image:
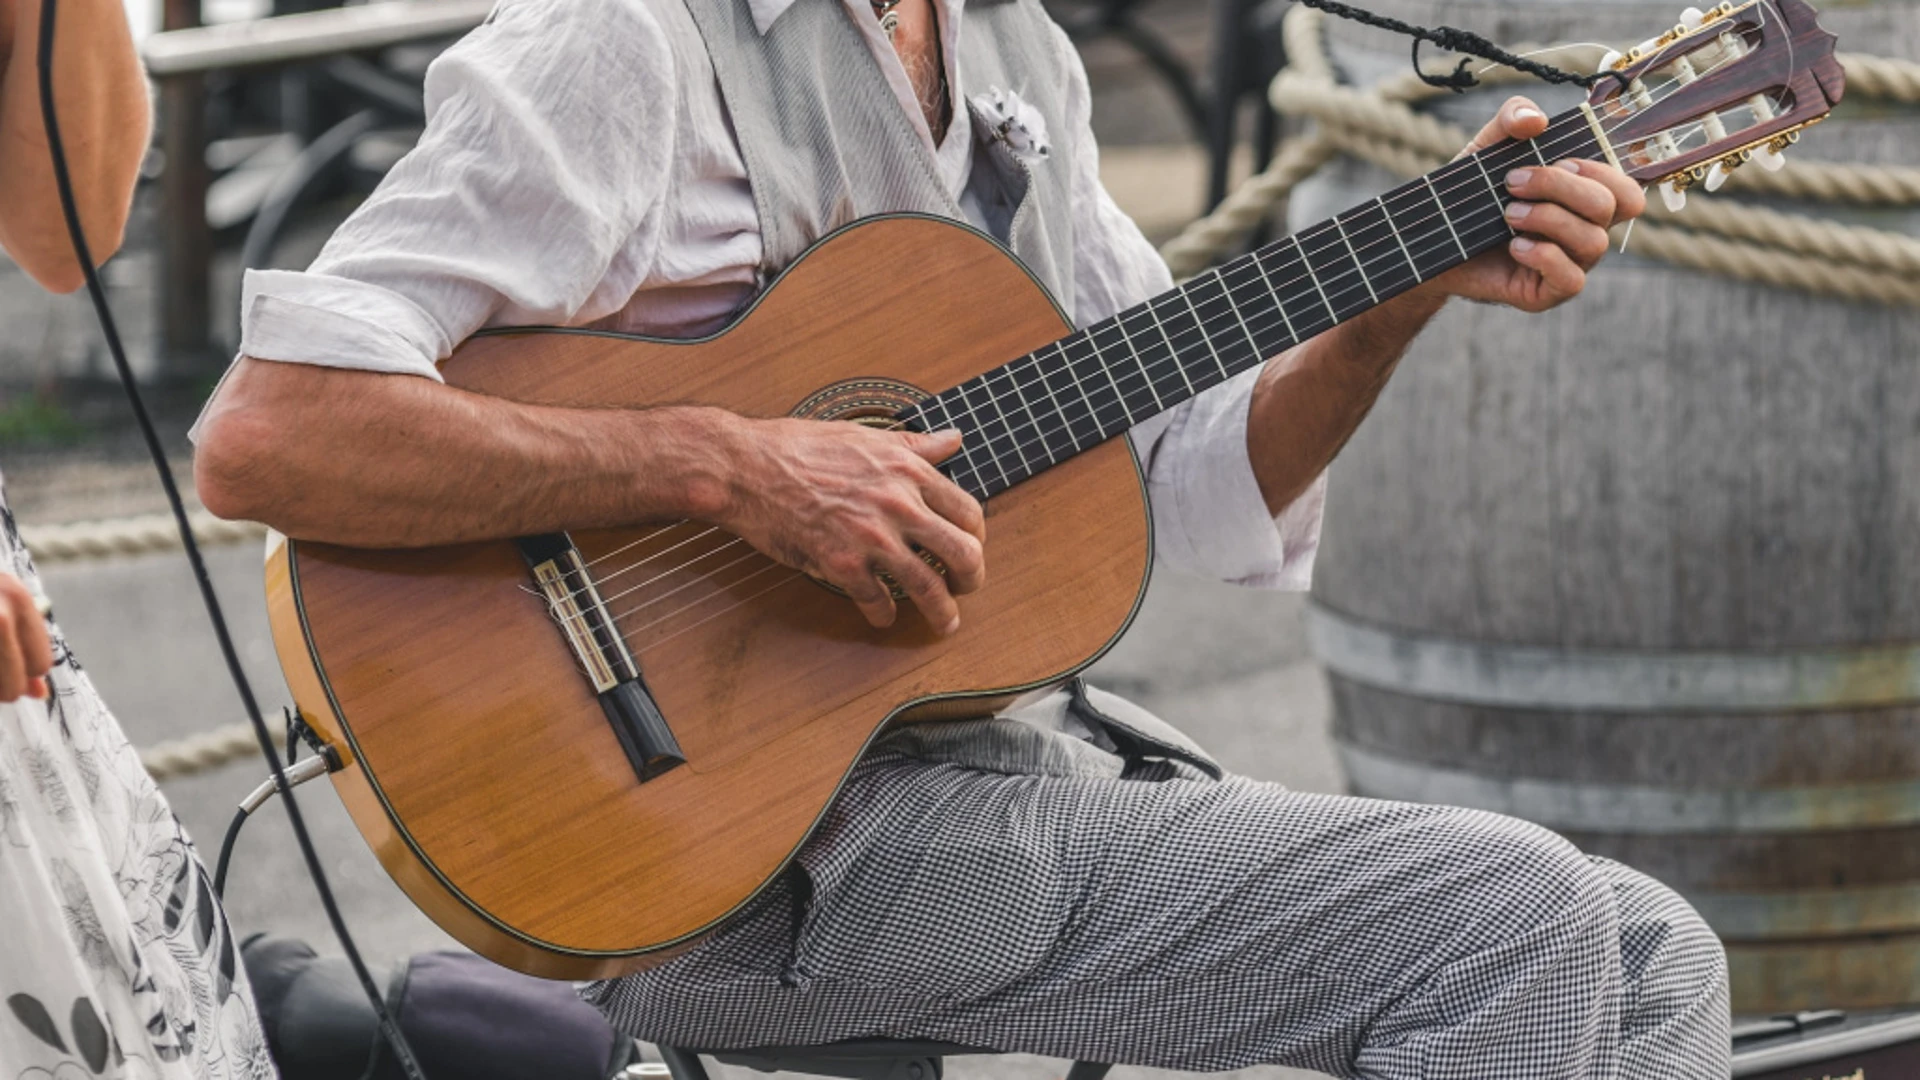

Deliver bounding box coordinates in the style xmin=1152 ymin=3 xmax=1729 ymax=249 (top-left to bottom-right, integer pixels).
xmin=1245 ymin=290 xmax=1448 ymax=516
xmin=0 ymin=0 xmax=149 ymax=293
xmin=194 ymin=359 xmax=739 ymax=547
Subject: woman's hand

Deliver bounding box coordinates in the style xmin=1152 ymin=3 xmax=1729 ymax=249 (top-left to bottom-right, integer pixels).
xmin=0 ymin=572 xmax=52 ymax=701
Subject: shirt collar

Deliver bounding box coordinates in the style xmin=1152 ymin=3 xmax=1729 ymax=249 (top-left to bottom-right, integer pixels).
xmin=747 ymin=0 xmax=802 ymax=35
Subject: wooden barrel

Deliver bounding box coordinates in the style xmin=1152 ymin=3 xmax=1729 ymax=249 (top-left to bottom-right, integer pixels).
xmin=1298 ymin=0 xmax=1920 ymax=1013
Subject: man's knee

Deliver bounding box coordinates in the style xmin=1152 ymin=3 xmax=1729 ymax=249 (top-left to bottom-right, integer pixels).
xmin=1361 ymin=803 xmax=1618 ymax=960
xmin=1597 ymin=858 xmax=1730 ymax=1017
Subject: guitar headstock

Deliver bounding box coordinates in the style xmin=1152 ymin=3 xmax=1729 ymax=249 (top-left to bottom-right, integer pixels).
xmin=1587 ymin=0 xmax=1844 ymax=209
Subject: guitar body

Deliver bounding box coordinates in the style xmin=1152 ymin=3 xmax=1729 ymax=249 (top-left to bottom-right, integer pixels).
xmin=264 ymin=215 xmax=1152 ymax=979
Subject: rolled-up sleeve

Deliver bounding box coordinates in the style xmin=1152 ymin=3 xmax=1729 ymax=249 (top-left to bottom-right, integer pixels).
xmin=1049 ymin=25 xmax=1323 ymax=590
xmin=236 ymin=0 xmax=679 ymax=381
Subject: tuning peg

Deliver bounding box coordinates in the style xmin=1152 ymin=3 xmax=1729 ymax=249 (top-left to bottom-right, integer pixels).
xmin=1660 ymin=180 xmax=1688 ymax=212
xmin=1704 ymin=162 xmax=1730 ymax=192
xmin=1679 ymin=6 xmax=1706 ymax=27
xmin=1752 ymin=144 xmax=1786 ymax=171
xmin=1599 ymin=49 xmax=1625 ymax=73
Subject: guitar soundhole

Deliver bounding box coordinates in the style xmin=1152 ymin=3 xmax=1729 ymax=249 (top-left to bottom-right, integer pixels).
xmin=791 ymin=378 xmax=948 ymax=603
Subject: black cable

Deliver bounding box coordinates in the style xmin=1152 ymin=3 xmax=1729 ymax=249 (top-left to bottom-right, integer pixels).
xmin=1292 ymin=0 xmax=1633 ymax=93
xmin=33 ymin=5 xmax=427 ymax=1078
xmin=213 ymin=803 xmax=247 ymax=898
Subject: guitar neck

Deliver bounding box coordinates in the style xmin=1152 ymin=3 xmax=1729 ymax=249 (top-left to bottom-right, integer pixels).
xmin=904 ymin=108 xmax=1603 ymax=501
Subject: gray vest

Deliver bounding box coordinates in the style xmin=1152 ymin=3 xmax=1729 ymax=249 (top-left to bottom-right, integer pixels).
xmin=681 ymin=0 xmax=1077 ymax=305
xmin=678 ymin=0 xmax=1221 ymax=782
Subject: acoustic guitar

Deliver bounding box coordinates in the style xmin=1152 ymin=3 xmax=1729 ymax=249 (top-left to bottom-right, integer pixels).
xmin=264 ymin=0 xmax=1843 ymax=978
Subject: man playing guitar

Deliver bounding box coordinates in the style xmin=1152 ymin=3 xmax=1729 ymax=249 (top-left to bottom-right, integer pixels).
xmin=192 ymin=0 xmax=1730 ymax=1074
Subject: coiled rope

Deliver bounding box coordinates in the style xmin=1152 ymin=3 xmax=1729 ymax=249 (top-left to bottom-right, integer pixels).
xmin=141 ymin=722 xmax=285 ymax=781
xmin=21 ymin=511 xmax=272 ymax=778
xmin=24 ymin=509 xmax=267 ymax=563
xmin=1162 ymin=5 xmax=1920 ymax=309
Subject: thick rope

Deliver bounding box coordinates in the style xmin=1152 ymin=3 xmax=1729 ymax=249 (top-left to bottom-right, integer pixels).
xmin=24 ymin=509 xmax=266 ymax=564
xmin=1163 ymin=5 xmax=1920 ymax=304
xmin=141 ymin=721 xmax=285 ymax=781
xmin=21 ymin=510 xmax=269 ymax=778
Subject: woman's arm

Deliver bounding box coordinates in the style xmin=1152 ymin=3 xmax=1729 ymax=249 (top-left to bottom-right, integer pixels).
xmin=0 ymin=0 xmax=149 ymax=293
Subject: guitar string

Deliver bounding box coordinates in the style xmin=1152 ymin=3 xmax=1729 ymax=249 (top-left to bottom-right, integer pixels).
xmin=592 ymin=84 xmax=1769 ymax=643
xmin=563 ymin=122 xmax=1580 ymax=586
xmin=583 ymin=2 xmax=1797 ymax=645
xmin=564 ymin=58 xmax=1766 ymax=624
xmin=576 ymin=189 xmax=1532 ymax=623
xmin=570 ymin=119 xmax=1619 ymax=612
xmin=582 ymin=101 xmax=1729 ymax=627
xmin=560 ymin=112 xmax=1611 ymax=606
xmin=570 ymin=43 xmax=1790 ymax=653
xmin=570 ymin=24 xmax=1743 ymax=582
xmin=596 ymin=192 xmax=1559 ymax=635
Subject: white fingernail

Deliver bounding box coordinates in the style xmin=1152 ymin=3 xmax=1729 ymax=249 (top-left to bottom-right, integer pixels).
xmin=943 ymin=616 xmax=962 ymax=635
xmin=1515 ymin=106 xmax=1544 ymax=122
xmin=1555 ymin=159 xmax=1583 ymax=173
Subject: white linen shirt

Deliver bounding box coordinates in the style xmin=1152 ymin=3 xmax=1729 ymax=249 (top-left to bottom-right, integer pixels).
xmin=222 ymin=0 xmax=1325 ymax=588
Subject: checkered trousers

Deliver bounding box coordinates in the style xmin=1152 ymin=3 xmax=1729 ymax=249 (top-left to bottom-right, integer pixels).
xmin=585 ymin=753 xmax=1730 ymax=1079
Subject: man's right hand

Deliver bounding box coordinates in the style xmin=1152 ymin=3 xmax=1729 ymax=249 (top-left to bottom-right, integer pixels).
xmin=196 ymin=360 xmax=987 ymax=634
xmin=713 ymin=418 xmax=986 ymax=634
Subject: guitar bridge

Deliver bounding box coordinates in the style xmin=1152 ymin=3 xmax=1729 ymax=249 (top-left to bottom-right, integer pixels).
xmin=519 ymin=533 xmax=685 ymax=783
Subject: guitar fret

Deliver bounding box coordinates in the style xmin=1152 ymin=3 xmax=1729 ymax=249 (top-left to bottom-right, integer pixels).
xmin=1266 ymin=240 xmax=1334 ymax=341
xmin=1470 ymin=153 xmax=1512 ymax=233
xmin=923 ymin=396 xmax=986 ymax=494
xmin=1333 ymin=217 xmax=1378 ymax=305
xmin=952 ymin=380 xmax=1011 ymax=489
xmin=1297 ymin=233 xmax=1341 ymax=324
xmin=1382 ymin=199 xmax=1421 ymax=282
xmin=1005 ymin=357 xmax=1056 ymax=465
xmin=994 ymin=377 xmax=1035 ymax=477
xmin=1394 ymin=185 xmax=1462 ymax=283
xmin=1530 ymin=138 xmax=1548 ymax=166
xmin=1250 ymin=247 xmax=1297 ymax=343
xmin=1177 ymin=285 xmax=1231 ymax=384
xmin=1113 ymin=316 xmax=1165 ymax=412
xmin=1425 ymin=174 xmax=1470 ymax=261
xmin=1216 ymin=270 xmax=1265 ymax=366
xmin=1034 ymin=342 xmax=1083 ymax=453
xmin=1141 ymin=297 xmax=1196 ymax=397
xmin=1096 ymin=342 xmax=1136 ymax=427
xmin=1063 ymin=334 xmax=1127 ymax=437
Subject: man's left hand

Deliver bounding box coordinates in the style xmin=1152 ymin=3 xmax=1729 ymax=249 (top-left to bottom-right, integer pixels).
xmin=1423 ymin=95 xmax=1647 ymax=313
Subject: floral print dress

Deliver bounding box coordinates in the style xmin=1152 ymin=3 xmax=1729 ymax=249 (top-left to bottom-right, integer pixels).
xmin=0 ymin=489 xmax=274 ymax=1080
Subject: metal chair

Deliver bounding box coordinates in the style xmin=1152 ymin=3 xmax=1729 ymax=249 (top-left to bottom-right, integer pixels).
xmin=657 ymin=1041 xmax=1114 ymax=1080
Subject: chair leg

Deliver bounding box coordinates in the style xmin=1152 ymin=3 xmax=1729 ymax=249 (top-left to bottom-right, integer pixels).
xmin=658 ymin=1046 xmax=713 ymax=1080
xmin=1064 ymin=1062 xmax=1112 ymax=1080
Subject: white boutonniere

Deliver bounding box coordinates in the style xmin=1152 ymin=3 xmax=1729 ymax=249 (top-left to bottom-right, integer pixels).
xmin=971 ymin=87 xmax=1051 ymax=166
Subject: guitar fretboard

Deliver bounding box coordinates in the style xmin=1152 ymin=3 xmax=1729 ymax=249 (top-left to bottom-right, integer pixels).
xmin=901 ymin=109 xmax=1602 ymax=499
